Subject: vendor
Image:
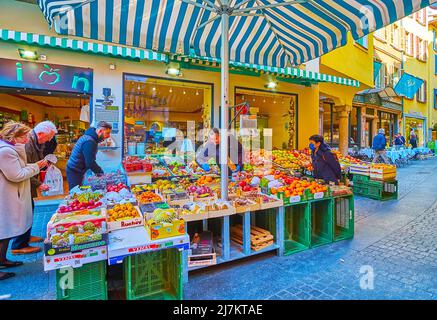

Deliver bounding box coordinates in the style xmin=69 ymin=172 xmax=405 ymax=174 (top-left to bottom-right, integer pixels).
xmin=66 ymin=121 xmax=112 ymax=190
xmin=196 ymin=128 xmax=243 ymax=174
xmin=308 ymin=134 xmax=341 ymax=185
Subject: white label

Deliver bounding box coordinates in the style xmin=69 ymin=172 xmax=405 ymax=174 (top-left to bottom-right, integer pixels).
xmin=314 ymin=192 xmax=324 ymax=199
xmin=73 ymin=259 xmax=83 ymax=267
xmin=289 ymin=196 xmax=301 ymax=203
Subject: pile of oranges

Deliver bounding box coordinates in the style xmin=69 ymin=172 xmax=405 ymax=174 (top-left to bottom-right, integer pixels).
xmin=108 ymin=203 xmax=139 ymax=222
xmin=136 ymin=191 xmax=163 ymax=204
xmin=270 ymin=179 xmax=328 ymax=197
xmin=195 ymin=175 xmax=216 ymax=186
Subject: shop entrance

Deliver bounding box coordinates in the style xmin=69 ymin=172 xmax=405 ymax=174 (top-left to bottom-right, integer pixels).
xmin=0 ymin=88 xmax=91 ymax=194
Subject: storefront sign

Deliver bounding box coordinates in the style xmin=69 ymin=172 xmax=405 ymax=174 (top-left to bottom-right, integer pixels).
xmin=0 ymin=58 xmax=93 ymax=94
xmin=353 ymin=94 xmax=402 ymax=112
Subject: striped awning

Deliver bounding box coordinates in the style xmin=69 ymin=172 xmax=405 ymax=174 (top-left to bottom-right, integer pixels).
xmin=0 ymin=28 xmax=167 ymax=62
xmin=37 ymin=0 xmax=436 ymax=67
xmin=173 ymin=55 xmax=360 ymax=86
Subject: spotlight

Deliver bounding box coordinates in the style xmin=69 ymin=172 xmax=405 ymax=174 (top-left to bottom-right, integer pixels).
xmin=265 ymin=81 xmax=277 ymax=89
xmin=18 ymin=49 xmax=38 ymax=60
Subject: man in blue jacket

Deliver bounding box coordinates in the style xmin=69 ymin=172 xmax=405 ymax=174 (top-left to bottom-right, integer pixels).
xmin=372 ymin=128 xmax=390 ymax=164
xmin=309 ymin=134 xmax=342 ymax=184
xmin=66 ymin=121 xmax=112 ymax=190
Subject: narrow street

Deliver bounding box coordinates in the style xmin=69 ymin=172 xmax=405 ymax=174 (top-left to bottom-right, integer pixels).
xmin=0 ymin=158 xmax=436 ymax=300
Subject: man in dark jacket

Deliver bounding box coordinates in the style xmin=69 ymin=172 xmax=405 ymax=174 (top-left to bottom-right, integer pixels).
xmin=372 ymin=128 xmax=390 ymax=163
xmin=309 ymin=134 xmax=341 ymax=184
xmin=11 ymin=121 xmax=57 ymax=255
xmin=66 ymin=121 xmax=112 ymax=190
xmin=196 ymin=128 xmax=244 ymax=174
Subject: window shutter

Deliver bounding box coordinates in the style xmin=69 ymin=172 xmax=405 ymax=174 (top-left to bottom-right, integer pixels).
xmin=424 ymin=41 xmax=428 ymax=61
xmin=390 ymin=25 xmax=394 ymax=44
xmin=416 ymin=36 xmax=420 ymax=59
xmin=400 ymin=27 xmax=406 ymax=50
xmin=383 ymin=63 xmax=388 ymax=87
xmin=424 ymin=80 xmax=427 ymax=102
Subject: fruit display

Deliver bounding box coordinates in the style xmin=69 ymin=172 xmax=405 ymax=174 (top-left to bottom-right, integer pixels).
xmin=270 ymin=179 xmax=328 ymax=197
xmin=136 ymin=191 xmax=163 ymax=204
xmin=152 ymin=164 xmax=172 ymax=178
xmin=106 ymin=183 xmax=129 ymax=193
xmin=187 ymin=185 xmax=214 ymax=198
xmin=168 ymin=166 xmax=191 ymax=177
xmin=58 ymin=198 xmax=103 ymax=213
xmin=195 ymin=175 xmax=219 ymax=186
xmin=46 ymin=209 xmax=107 ymax=251
xmin=123 ymin=156 xmax=152 ymax=172
xmin=107 ymin=202 xmax=141 ymax=222
xmin=272 ymin=149 xmax=312 ymax=171
xmin=146 ymin=207 xmax=185 ymax=240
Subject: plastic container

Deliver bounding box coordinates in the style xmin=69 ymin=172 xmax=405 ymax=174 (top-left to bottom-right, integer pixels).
xmin=127 ymin=142 xmax=137 ymax=156
xmin=333 ymin=195 xmax=354 ymax=242
xmin=284 ymin=203 xmax=310 ymax=255
xmin=124 ymin=248 xmax=183 ymax=300
xmin=136 ymin=143 xmax=145 ymax=155
xmin=310 ymin=199 xmax=333 ymax=248
xmin=353 ymin=180 xmax=398 ymax=201
xmin=56 ymin=261 xmax=108 ymax=300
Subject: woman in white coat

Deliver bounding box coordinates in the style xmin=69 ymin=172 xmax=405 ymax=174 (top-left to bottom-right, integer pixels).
xmin=0 ymin=122 xmax=47 ymax=281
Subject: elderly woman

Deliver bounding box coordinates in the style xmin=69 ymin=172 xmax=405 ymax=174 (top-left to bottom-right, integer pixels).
xmin=0 ymin=122 xmax=47 ymax=281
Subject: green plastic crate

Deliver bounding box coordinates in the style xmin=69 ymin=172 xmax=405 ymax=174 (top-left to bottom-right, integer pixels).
xmin=124 ymin=248 xmax=183 ymax=300
xmin=333 ymin=195 xmax=354 ymax=242
xmin=56 ymin=261 xmax=108 ymax=300
xmin=353 ymin=180 xmax=397 ymax=201
xmin=284 ymin=203 xmax=310 ymax=255
xmin=352 ymin=174 xmax=370 ymax=184
xmin=310 ymin=199 xmax=333 ymax=248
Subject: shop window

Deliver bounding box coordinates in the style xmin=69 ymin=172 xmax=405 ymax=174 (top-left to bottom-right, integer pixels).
xmin=355 ymin=35 xmax=368 ymax=49
xmin=349 ymin=107 xmax=359 ymax=147
xmin=234 ymin=88 xmax=297 ymax=149
xmin=123 ymin=75 xmax=213 ymax=157
xmin=416 ymin=80 xmax=427 ymax=103
xmin=379 ymin=112 xmax=396 ymax=146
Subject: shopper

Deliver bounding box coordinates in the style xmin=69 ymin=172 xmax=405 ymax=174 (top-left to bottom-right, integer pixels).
xmin=196 ymin=128 xmax=243 ymax=174
xmin=372 ymin=128 xmax=390 ymax=164
xmin=410 ymin=130 xmax=418 ymax=149
xmin=0 ymin=122 xmax=47 ymax=280
xmin=308 ymin=134 xmax=342 ymax=184
xmin=43 ymin=135 xmax=58 ymax=157
xmin=393 ymin=133 xmax=405 ymax=150
xmin=10 ymin=121 xmax=57 ymax=255
xmin=66 ymin=121 xmax=112 ymax=190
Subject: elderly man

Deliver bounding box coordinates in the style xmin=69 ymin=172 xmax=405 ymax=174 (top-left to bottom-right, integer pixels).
xmin=372 ymin=128 xmax=390 ymax=164
xmin=11 ymin=121 xmax=57 ymax=255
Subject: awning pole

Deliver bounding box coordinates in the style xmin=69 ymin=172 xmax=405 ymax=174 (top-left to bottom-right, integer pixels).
xmin=220 ymin=3 xmax=229 ymax=201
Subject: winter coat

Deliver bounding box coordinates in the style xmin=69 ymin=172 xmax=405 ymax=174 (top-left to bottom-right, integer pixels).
xmin=311 ymin=143 xmax=342 ymax=184
xmin=372 ymin=133 xmax=387 ymax=151
xmin=67 ymin=127 xmax=103 ymax=175
xmin=0 ymin=140 xmax=40 ymax=240
xmin=25 ymin=130 xmax=45 ymax=198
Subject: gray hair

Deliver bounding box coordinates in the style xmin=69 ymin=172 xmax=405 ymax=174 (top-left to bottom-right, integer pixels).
xmin=96 ymin=121 xmax=112 ymax=130
xmin=378 ymin=128 xmax=385 ymax=134
xmin=34 ymin=121 xmax=58 ymax=135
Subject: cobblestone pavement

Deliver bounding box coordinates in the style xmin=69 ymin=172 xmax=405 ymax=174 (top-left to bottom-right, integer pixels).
xmin=1 ymin=158 xmax=437 ymax=300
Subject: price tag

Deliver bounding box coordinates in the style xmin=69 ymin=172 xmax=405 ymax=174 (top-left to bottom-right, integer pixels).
xmin=289 ymin=196 xmax=301 ymax=203
xmin=314 ymin=192 xmax=324 ymax=199
xmin=73 ymin=259 xmax=83 ymax=268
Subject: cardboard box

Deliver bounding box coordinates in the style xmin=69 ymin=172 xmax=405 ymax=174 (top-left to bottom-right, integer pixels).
xmin=258 ymin=195 xmax=284 ymax=210
xmin=44 ymin=233 xmax=108 ymax=256
xmin=207 ymin=204 xmax=236 ymax=219
xmin=43 ymin=246 xmax=108 ymax=271
xmin=188 ymin=231 xmax=216 ymax=267
xmin=145 ymin=218 xmax=186 ymax=240
xmin=106 ymin=206 xmax=144 ymax=231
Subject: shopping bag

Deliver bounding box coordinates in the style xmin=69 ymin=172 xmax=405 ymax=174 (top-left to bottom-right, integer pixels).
xmin=43 ymin=164 xmax=64 ymax=196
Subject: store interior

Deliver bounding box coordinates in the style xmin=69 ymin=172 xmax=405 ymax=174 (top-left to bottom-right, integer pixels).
xmin=234 ymin=88 xmax=297 ymax=150
xmin=123 ymin=76 xmax=212 ymax=156
xmin=0 ymin=88 xmax=91 ymax=193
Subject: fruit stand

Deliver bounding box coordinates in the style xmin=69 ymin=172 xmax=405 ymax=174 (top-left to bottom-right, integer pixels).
xmin=42 ymin=149 xmax=355 ymax=300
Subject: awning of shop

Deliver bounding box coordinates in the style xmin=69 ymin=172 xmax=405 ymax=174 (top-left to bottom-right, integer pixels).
xmin=173 ymin=55 xmax=360 ymax=87
xmin=37 ymin=0 xmax=436 ymax=67
xmin=394 ymin=72 xmax=424 ymax=99
xmin=0 ymin=29 xmax=168 ymax=62
xmin=357 ymin=86 xmax=399 ymax=99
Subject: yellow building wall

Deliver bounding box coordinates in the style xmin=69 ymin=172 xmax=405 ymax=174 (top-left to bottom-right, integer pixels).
xmin=321 ymin=33 xmax=375 ymax=88
xmin=428 ymin=26 xmax=437 ymax=132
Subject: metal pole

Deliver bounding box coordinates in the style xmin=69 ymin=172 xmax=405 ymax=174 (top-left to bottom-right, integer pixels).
xmin=220 ymin=4 xmax=229 ymax=200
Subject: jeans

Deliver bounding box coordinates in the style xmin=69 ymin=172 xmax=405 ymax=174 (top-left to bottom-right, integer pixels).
xmin=66 ymin=167 xmax=84 ymax=190
xmin=372 ymin=150 xmax=390 ymax=164
xmin=11 ymin=199 xmax=35 ymax=250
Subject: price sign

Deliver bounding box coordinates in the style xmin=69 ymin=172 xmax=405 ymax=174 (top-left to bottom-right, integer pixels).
xmin=314 ymin=192 xmax=324 ymax=199
xmin=289 ymin=196 xmax=301 ymax=203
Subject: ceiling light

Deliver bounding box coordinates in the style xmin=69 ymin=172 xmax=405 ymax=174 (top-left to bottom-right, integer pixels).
xmin=265 ymin=81 xmax=277 ymax=89
xmin=273 ymin=100 xmax=277 ymax=104
xmin=18 ymin=49 xmax=38 ymax=60
xmin=263 ymin=99 xmax=266 ymax=103
xmin=169 ymin=87 xmax=173 ymax=93
xmin=252 ymin=97 xmax=256 ymax=102
xmin=152 ymin=87 xmax=156 ymax=91
xmin=196 ymin=90 xmax=199 ymax=96
xmin=183 ymin=90 xmax=186 ymax=95
xmin=166 ymin=67 xmax=181 ymax=76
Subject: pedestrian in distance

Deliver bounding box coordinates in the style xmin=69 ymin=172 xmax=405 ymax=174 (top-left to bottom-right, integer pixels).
xmin=410 ymin=130 xmax=418 ymax=149
xmin=0 ymin=122 xmax=48 ymax=281
xmin=393 ymin=132 xmax=405 ymax=150
xmin=372 ymin=128 xmax=390 ymax=164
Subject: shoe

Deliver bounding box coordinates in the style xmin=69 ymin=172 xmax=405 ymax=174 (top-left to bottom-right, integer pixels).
xmin=0 ymin=261 xmax=23 ymax=269
xmin=0 ymin=272 xmax=15 ymax=281
xmin=11 ymin=246 xmax=41 ymax=255
xmin=29 ymin=236 xmax=44 ymax=243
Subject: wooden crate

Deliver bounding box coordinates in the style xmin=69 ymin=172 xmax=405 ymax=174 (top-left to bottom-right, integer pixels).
xmin=230 ymin=224 xmax=274 ymax=251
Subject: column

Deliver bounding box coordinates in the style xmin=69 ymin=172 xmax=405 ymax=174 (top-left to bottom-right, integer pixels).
xmin=335 ymin=105 xmax=351 ymax=155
